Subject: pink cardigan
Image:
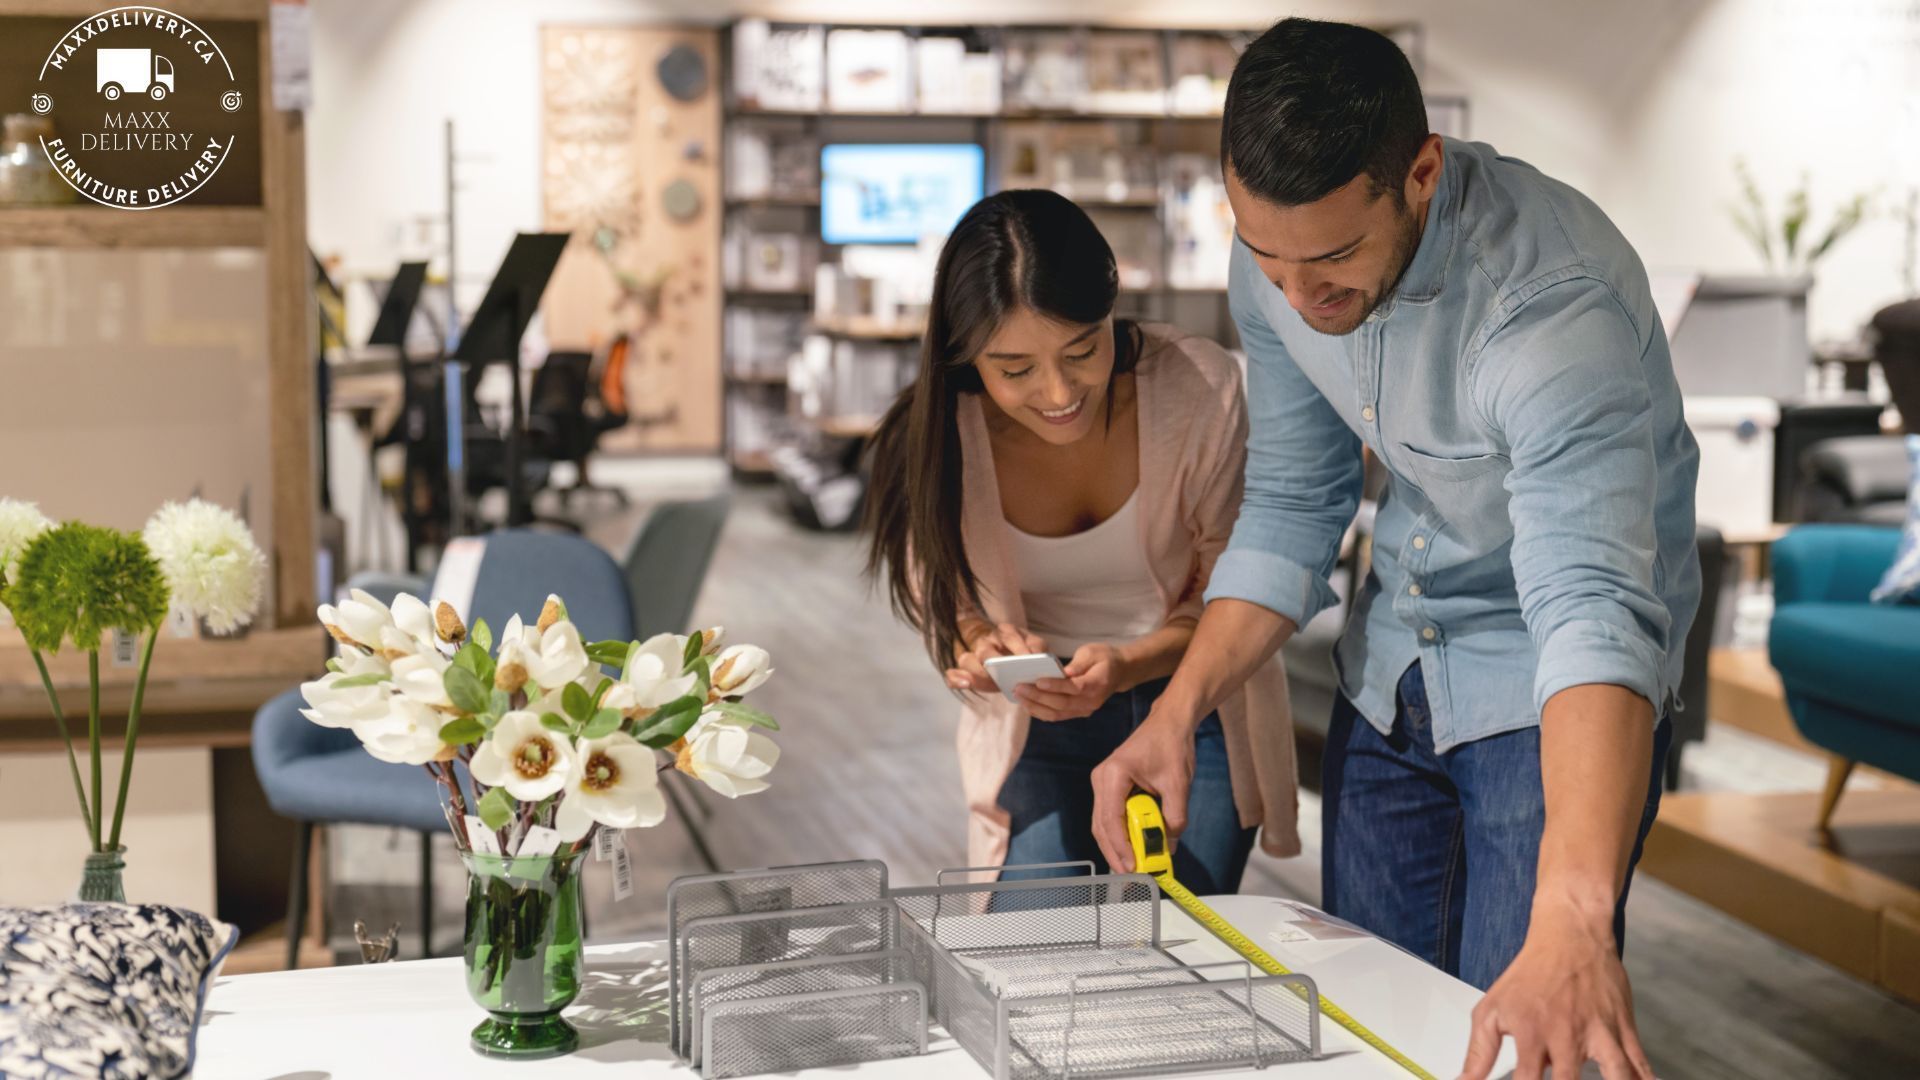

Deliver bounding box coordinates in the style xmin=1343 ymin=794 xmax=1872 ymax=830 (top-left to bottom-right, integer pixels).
xmin=953 ymin=322 xmax=1301 ymax=869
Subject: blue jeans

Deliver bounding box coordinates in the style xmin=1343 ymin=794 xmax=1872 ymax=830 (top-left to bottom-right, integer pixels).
xmin=998 ymin=675 xmax=1256 ymax=895
xmin=1322 ymin=662 xmax=1670 ymax=990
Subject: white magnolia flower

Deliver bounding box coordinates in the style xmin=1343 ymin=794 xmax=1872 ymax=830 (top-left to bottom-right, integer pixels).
xmin=554 ymin=732 xmax=665 ymax=841
xmin=390 ymin=651 xmax=453 ymax=709
xmin=494 ymin=634 xmax=532 ymax=693
xmin=711 ymin=645 xmax=774 ymax=697
xmin=389 ymin=593 xmax=438 ymax=652
xmin=0 ymin=499 xmax=53 ymax=622
xmin=354 ymin=697 xmax=449 ymax=766
xmin=470 ymin=710 xmax=576 ymax=801
xmin=318 ymin=588 xmax=395 ymax=651
xmin=298 ymin=656 xmax=392 ymax=730
xmin=622 ymin=633 xmax=698 ymax=710
xmin=677 ymin=711 xmax=780 ymax=798
xmin=524 ymin=620 xmax=589 ymax=689
xmin=142 ymin=499 xmax=267 ymax=635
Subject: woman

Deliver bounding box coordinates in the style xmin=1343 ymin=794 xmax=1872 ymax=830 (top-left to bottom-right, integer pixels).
xmin=864 ymin=189 xmax=1298 ymax=893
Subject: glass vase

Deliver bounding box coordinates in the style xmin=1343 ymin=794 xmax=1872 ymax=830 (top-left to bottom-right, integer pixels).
xmin=79 ymin=847 xmax=126 ymax=902
xmin=462 ymin=847 xmax=584 ymax=1059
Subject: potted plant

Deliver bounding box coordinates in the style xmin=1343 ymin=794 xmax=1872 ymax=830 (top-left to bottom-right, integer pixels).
xmin=0 ymin=497 xmax=267 ymax=902
xmin=299 ymin=589 xmax=780 ymax=1060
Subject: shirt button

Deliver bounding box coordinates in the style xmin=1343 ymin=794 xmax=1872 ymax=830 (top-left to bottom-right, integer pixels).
xmin=1421 ymin=627 xmax=1438 ymax=641
xmin=1412 ymin=535 xmax=1427 ymax=550
xmin=1361 ymin=405 xmax=1376 ymax=422
xmin=1408 ymin=584 xmax=1423 ymax=596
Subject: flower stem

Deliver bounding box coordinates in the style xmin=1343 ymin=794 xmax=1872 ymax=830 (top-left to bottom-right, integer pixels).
xmin=87 ymin=650 xmax=102 ymax=853
xmin=30 ymin=648 xmax=95 ymax=843
xmin=107 ymin=629 xmax=160 ymax=852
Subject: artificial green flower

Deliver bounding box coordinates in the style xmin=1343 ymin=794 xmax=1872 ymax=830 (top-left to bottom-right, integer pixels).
xmin=8 ymin=523 xmax=169 ymax=653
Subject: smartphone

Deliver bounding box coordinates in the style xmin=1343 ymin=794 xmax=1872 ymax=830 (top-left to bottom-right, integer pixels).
xmin=983 ymin=653 xmax=1066 ymax=703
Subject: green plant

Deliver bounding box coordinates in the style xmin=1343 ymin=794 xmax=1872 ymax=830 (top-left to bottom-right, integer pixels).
xmin=1728 ymin=158 xmax=1870 ymax=274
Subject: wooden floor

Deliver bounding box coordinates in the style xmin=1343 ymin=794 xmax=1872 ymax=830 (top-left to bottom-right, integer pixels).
xmin=331 ymin=486 xmax=1920 ymax=1080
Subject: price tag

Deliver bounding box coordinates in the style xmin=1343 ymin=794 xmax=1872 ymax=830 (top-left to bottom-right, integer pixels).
xmin=464 ymin=816 xmax=501 ymax=856
xmin=612 ymin=842 xmax=634 ymax=901
xmin=593 ymin=827 xmax=621 ymax=862
xmin=110 ymin=628 xmax=138 ymax=668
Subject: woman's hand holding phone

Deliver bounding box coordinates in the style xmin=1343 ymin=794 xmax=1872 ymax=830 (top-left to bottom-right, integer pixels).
xmin=1015 ymin=643 xmax=1129 ymax=722
xmin=947 ymin=622 xmax=1049 ymax=693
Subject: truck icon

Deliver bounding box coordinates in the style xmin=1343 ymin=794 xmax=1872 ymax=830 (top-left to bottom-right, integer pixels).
xmin=96 ymin=48 xmax=174 ymax=101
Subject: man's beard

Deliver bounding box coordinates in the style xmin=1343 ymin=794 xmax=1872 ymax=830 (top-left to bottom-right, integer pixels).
xmin=1304 ymin=204 xmax=1422 ymax=336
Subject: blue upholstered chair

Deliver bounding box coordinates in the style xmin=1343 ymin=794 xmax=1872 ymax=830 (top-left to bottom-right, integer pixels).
xmin=252 ymin=530 xmax=634 ymax=967
xmin=1767 ymin=524 xmax=1920 ymax=829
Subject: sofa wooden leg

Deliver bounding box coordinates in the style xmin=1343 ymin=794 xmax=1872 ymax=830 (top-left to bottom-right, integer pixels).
xmin=1817 ymin=756 xmax=1857 ymax=832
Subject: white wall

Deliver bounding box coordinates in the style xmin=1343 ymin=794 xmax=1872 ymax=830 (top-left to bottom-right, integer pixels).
xmin=308 ymin=0 xmax=1919 ymax=341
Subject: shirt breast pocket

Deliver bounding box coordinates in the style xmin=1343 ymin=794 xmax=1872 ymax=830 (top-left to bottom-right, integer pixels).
xmin=1398 ymin=446 xmax=1513 ymax=550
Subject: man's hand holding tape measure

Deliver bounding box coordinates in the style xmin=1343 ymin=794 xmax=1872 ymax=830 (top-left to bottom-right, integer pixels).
xmin=1091 ymin=602 xmax=1659 ymax=1080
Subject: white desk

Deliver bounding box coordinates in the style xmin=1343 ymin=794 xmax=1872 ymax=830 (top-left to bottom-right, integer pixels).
xmin=196 ymin=894 xmax=1516 ymax=1078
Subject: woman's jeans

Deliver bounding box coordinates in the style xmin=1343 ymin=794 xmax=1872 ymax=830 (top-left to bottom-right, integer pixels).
xmin=998 ymin=675 xmax=1256 ymax=896
xmin=1323 ymin=661 xmax=1670 ymax=990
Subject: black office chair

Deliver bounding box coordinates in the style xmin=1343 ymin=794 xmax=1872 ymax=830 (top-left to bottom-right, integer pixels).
xmin=528 ymin=351 xmax=628 ymax=508
xmin=621 ymin=492 xmax=734 ymax=869
xmin=1667 ymin=525 xmax=1727 ymax=790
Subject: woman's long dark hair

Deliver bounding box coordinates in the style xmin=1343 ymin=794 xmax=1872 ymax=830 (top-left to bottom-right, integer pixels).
xmin=862 ymin=189 xmax=1143 ymax=672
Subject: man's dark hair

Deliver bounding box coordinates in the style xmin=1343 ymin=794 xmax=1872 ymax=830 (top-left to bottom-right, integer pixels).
xmin=1222 ymin=18 xmax=1430 ymax=207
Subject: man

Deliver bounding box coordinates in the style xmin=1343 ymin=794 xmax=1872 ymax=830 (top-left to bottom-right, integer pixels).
xmin=1090 ymin=18 xmax=1699 ymax=1080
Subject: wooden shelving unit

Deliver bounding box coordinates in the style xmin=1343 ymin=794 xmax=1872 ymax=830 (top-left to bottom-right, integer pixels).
xmin=812 ymin=315 xmax=926 ymax=341
xmin=0 ymin=206 xmax=269 ymax=248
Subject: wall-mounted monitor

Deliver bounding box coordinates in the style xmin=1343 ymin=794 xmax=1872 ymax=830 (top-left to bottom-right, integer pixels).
xmin=820 ymin=143 xmax=984 ymax=245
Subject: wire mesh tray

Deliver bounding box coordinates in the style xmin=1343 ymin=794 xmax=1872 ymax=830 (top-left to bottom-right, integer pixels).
xmin=893 ymin=870 xmax=1321 ymax=1080
xmin=664 ymin=861 xmax=1319 ymax=1080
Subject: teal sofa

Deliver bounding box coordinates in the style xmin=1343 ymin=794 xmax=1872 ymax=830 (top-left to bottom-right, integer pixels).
xmin=1767 ymin=524 xmax=1920 ymax=828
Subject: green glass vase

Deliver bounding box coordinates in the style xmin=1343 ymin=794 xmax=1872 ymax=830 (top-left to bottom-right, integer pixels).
xmin=462 ymin=847 xmax=584 ymax=1059
xmin=79 ymin=847 xmax=126 ymax=902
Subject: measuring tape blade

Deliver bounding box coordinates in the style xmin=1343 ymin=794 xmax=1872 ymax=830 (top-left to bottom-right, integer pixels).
xmin=1126 ymin=793 xmax=1439 ymax=1080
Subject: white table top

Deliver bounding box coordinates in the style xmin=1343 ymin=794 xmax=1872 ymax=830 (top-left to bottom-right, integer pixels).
xmin=196 ymin=894 xmax=1516 ymax=1078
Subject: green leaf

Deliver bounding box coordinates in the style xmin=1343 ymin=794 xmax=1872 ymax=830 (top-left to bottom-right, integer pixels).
xmin=591 ymin=676 xmax=613 ymax=709
xmin=682 ymin=632 xmax=703 ymax=668
xmin=438 ymin=716 xmax=486 ymax=744
xmin=444 ymin=664 xmax=489 ymax=715
xmin=713 ymin=700 xmax=779 ymax=731
xmin=490 ymin=688 xmax=511 ymax=715
xmin=619 ymin=640 xmax=642 ymax=681
xmin=471 ymin=618 xmax=492 ymax=655
xmin=582 ymin=707 xmax=622 ymax=740
xmin=540 ymin=711 xmax=575 ymax=734
xmin=586 ymin=640 xmax=632 ymax=667
xmin=325 ymin=657 xmax=345 ymax=674
xmin=562 ymin=680 xmax=593 ymax=722
xmin=329 ymin=672 xmax=388 ymax=690
xmin=634 ymin=694 xmax=704 ymax=749
xmin=478 ymin=787 xmax=513 ymax=832
xmin=691 ymin=654 xmax=713 ymax=702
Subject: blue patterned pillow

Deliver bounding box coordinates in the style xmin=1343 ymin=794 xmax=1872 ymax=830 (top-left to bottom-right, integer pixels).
xmin=0 ymin=903 xmax=237 ymax=1079
xmin=1871 ymin=435 xmax=1920 ymax=604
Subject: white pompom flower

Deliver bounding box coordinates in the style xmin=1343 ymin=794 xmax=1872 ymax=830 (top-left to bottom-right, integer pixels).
xmin=142 ymin=499 xmax=267 ymax=635
xmin=0 ymin=498 xmax=53 ymax=623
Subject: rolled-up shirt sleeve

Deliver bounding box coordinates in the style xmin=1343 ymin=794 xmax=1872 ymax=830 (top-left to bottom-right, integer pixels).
xmin=1204 ymin=240 xmax=1364 ymax=628
xmin=1472 ymin=278 xmax=1672 ymax=716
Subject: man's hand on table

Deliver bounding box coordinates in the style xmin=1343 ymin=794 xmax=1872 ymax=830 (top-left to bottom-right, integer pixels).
xmin=1457 ymin=896 xmax=1654 ymax=1080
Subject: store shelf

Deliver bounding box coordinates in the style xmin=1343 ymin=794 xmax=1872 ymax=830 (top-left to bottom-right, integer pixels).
xmin=729 ymin=449 xmax=778 ymax=474
xmin=0 ymin=206 xmax=268 ymax=248
xmin=810 ymin=415 xmax=882 ymax=439
xmin=812 ymin=315 xmax=925 ymax=341
xmin=724 ymin=195 xmax=821 ymax=208
xmin=728 ymin=106 xmax=1224 ymax=123
xmin=726 ymin=371 xmax=790 ymax=386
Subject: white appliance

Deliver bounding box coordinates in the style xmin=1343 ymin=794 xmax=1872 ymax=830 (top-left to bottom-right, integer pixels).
xmin=1685 ymin=395 xmax=1780 ymax=540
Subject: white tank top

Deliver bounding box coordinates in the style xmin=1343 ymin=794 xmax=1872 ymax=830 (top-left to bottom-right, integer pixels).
xmin=1004 ymin=490 xmax=1163 ymax=659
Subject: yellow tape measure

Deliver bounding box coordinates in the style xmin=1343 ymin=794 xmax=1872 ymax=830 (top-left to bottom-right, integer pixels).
xmin=1126 ymin=793 xmax=1438 ymax=1080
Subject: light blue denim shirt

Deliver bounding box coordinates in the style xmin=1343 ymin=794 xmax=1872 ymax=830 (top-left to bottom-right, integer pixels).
xmin=1208 ymin=138 xmax=1701 ymax=751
